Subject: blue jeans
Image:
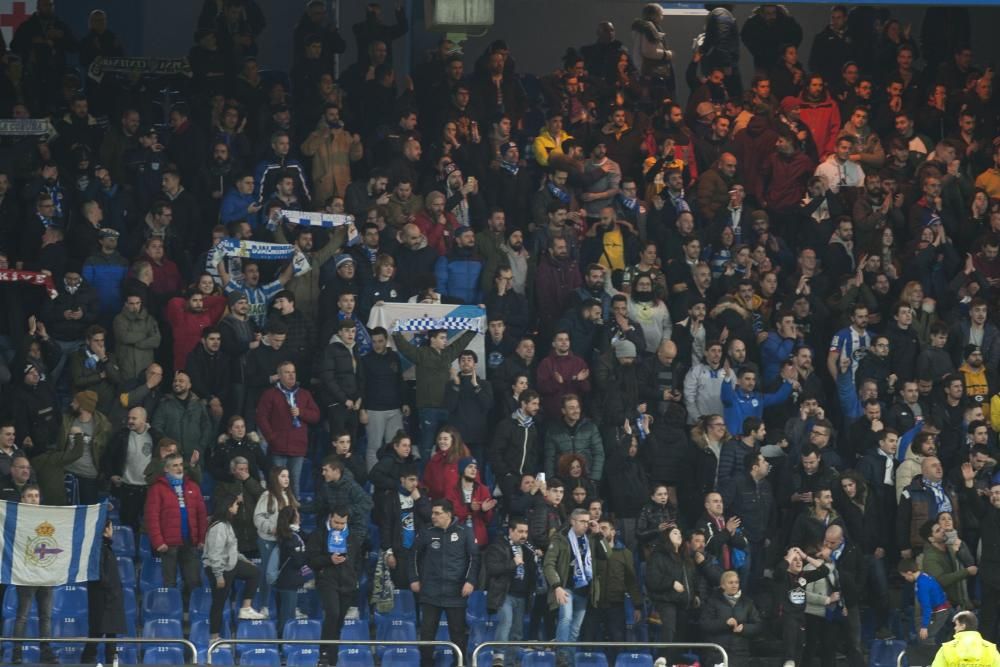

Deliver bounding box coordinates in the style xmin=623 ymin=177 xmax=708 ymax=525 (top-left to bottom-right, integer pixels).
xmin=417 ymin=408 xmax=449 ymax=461
xmin=257 ymin=537 xmax=277 ymax=609
xmin=555 ymin=590 xmax=588 ymax=663
xmin=271 ymin=455 xmax=304 ymax=498
xmin=494 ymin=595 xmax=528 ymax=665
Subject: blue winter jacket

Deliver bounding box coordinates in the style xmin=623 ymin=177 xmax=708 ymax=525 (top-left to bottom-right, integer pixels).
xmin=720 ymin=378 xmax=793 ymax=434
xmin=435 ymin=248 xmax=484 ymax=305
xmin=82 ymin=252 xmax=128 ymax=316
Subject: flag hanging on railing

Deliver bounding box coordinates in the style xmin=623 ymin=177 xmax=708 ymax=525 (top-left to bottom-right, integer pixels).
xmin=0 ymin=501 xmax=106 ymax=586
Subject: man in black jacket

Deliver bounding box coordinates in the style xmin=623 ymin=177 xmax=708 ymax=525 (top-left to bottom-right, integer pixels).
xmin=185 ymin=326 xmax=231 ymax=425
xmin=490 ymin=390 xmax=542 ymax=501
xmin=318 ymin=319 xmax=364 ymax=443
xmin=244 ymin=322 xmax=289 ymax=430
xmin=306 ymin=505 xmax=364 ymax=666
xmin=361 ymin=328 xmax=408 ymax=470
xmin=410 ymin=498 xmax=479 ymax=667
xmin=485 ymin=517 xmax=535 ymax=667
xmin=724 ymin=453 xmax=775 ymax=593
xmin=102 ymin=407 xmax=162 ymax=538
xmin=378 ymin=465 xmax=430 ymax=590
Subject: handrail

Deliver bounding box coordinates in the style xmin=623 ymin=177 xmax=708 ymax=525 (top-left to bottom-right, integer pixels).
xmin=897 ymin=648 xmax=906 ymax=667
xmin=207 ymin=638 xmax=466 ymax=665
xmin=0 ymin=636 xmax=198 ymax=663
xmin=471 ymin=641 xmax=730 ymax=667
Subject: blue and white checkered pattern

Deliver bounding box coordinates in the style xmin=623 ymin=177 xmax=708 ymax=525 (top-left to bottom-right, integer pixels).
xmin=279 ymin=210 xmax=354 ymax=228
xmin=391 ymin=317 xmax=484 ymax=334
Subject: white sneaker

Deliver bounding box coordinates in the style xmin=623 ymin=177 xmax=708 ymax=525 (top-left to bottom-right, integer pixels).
xmin=295 ymin=608 xmax=309 ymax=620
xmin=258 ymin=607 xmax=269 ymax=618
xmin=344 ymin=607 xmax=359 ymax=620
xmin=238 ymin=607 xmax=267 ymax=620
xmin=653 ymin=659 xmax=667 ymax=667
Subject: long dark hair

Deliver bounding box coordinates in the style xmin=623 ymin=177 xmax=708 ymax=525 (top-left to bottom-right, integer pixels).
xmin=276 ymin=505 xmax=300 ymax=540
xmin=266 ymin=466 xmax=300 ymax=514
xmin=211 ymin=492 xmax=239 ymax=526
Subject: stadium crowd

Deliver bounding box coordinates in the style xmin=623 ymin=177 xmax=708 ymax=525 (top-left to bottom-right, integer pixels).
xmin=1 ymin=1 xmax=1000 ymax=666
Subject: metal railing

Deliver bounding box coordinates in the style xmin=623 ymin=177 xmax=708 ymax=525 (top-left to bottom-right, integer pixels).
xmin=0 ymin=636 xmax=198 ymax=662
xmin=471 ymin=641 xmax=730 ymax=667
xmin=207 ymin=638 xmax=466 ymax=665
xmin=897 ymin=648 xmax=907 ymax=667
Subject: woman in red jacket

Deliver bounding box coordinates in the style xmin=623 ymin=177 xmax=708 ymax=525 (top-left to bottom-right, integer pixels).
xmin=422 ymin=425 xmax=471 ymax=500
xmin=445 ymin=457 xmax=496 ymax=547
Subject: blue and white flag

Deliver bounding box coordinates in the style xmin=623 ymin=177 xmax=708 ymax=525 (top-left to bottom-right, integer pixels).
xmin=0 ymin=501 xmax=107 ymax=586
xmin=218 ymin=238 xmax=296 ymax=261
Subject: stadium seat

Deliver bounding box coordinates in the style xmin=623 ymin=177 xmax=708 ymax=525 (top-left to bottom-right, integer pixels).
xmin=191 ymin=618 xmax=231 ymax=650
xmin=283 ymin=618 xmax=322 ymax=642
xmin=142 ymin=587 xmax=182 ymax=622
xmin=381 ymin=647 xmax=420 ymax=667
xmin=52 ymin=615 xmax=87 ymax=645
xmin=465 ymin=590 xmax=488 ymax=624
xmin=138 ymin=557 xmax=166 ymax=592
xmin=468 ymin=619 xmax=497 ymax=652
xmin=112 ymin=524 xmax=135 ymax=557
xmin=114 ymin=645 xmax=139 ymax=665
xmin=200 ymin=647 xmax=234 ymax=665
xmin=52 ymin=585 xmax=89 ymax=623
xmin=236 ymin=619 xmax=277 ymax=654
xmin=522 ymin=651 xmax=557 ymax=667
xmin=2 ymin=616 xmax=39 ymax=661
xmin=614 ymin=653 xmax=654 ymax=667
xmin=142 ymin=645 xmax=185 ymax=665
xmin=287 ymin=647 xmax=322 ymax=667
xmin=340 ymin=617 xmax=369 ymax=643
xmin=374 ymin=589 xmax=417 ymax=627
xmin=375 ymin=618 xmax=416 ymax=657
xmin=189 ymin=586 xmax=215 ymax=621
xmin=577 ymin=652 xmax=609 ymax=667
xmin=117 ymin=556 xmax=137 ymax=588
xmin=337 ymin=647 xmax=375 ymax=667
xmin=138 ymin=533 xmax=152 ymax=560
xmin=240 ymin=647 xmax=281 ymax=666
xmin=141 ymin=618 xmax=183 ymax=639
xmin=122 ymin=587 xmax=137 ymax=636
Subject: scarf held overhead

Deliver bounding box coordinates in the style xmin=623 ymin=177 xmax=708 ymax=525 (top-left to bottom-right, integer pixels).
xmin=87 ymin=56 xmax=192 ymax=82
xmin=0 ymin=270 xmax=58 ymax=298
xmin=392 ymin=317 xmax=484 ymax=334
xmin=218 ymin=238 xmax=296 ymax=261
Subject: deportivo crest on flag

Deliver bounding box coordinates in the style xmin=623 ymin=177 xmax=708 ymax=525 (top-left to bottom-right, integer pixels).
xmin=0 ymin=501 xmax=106 ymax=586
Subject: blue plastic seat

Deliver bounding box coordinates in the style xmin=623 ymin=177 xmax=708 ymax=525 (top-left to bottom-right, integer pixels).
xmin=2 ymin=616 xmax=39 ymax=661
xmin=522 ymin=651 xmax=557 ymax=667
xmin=340 ymin=617 xmax=369 ymax=642
xmin=138 ymin=533 xmax=152 ymax=560
xmin=142 ymin=587 xmax=182 ymax=622
xmin=141 ymin=618 xmax=183 ymax=639
xmin=142 ymin=645 xmax=185 ymax=665
xmin=112 ymin=525 xmax=135 ymax=557
xmin=188 ymin=587 xmax=217 ymax=621
xmin=53 ymin=584 xmax=89 ymax=617
xmin=240 ymin=647 xmax=281 ymax=666
xmin=200 ymin=647 xmax=234 ymax=665
xmin=52 ymin=616 xmax=87 ymax=650
xmin=614 ymin=654 xmax=653 ymax=667
xmin=337 ymin=647 xmax=374 ymax=667
xmin=117 ymin=556 xmax=137 ymax=588
xmin=375 ymin=618 xmax=416 ymax=657
xmin=138 ymin=557 xmax=165 ymax=592
xmin=283 ymin=618 xmax=321 ymax=641
xmin=577 ymin=652 xmax=610 ymax=667
xmin=374 ymin=589 xmax=417 ymax=626
xmin=236 ymin=619 xmax=277 ymax=654
xmin=115 ymin=645 xmax=139 ymax=665
xmin=122 ymin=587 xmax=137 ymax=636
xmin=468 ymin=620 xmax=496 ymax=652
xmin=287 ymin=647 xmax=323 ymax=667
xmin=190 ymin=618 xmax=231 ymax=650
xmin=465 ymin=590 xmax=488 ymax=624
xmin=381 ymin=647 xmax=420 ymax=667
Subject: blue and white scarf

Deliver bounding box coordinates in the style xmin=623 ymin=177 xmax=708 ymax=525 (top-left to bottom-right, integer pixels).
xmin=500 ymin=160 xmax=519 ymax=176
xmin=277 ymin=209 xmax=354 ymax=229
xmin=546 ymin=182 xmax=570 ymax=205
xmin=392 ymin=317 xmax=484 ymax=334
xmin=569 ymin=531 xmax=593 ymax=589
xmin=513 ymin=408 xmax=534 ymax=429
xmin=168 ymin=473 xmax=190 ymax=541
xmin=276 ymin=382 xmax=302 ymax=428
xmin=219 ymin=238 xmax=296 ymax=261
xmin=926 ymin=480 xmax=953 ymax=514
xmin=83 ymin=348 xmax=101 ymax=370
xmin=327 ymin=522 xmax=349 ymax=555
xmin=618 ymin=194 xmax=639 ymax=212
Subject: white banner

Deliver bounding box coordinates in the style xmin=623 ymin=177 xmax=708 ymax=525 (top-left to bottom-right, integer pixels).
xmin=0 ymin=501 xmax=106 ymax=586
xmin=368 ymin=302 xmax=486 ymax=379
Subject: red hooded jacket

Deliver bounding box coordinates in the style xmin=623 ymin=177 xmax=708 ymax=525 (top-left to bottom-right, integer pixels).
xmin=165 ymin=294 xmax=226 ymax=371
xmin=797 ymin=91 xmax=842 ymax=158
xmin=446 ymin=478 xmax=494 ymax=547
xmin=256 ymin=385 xmax=322 ymax=457
xmin=144 ymin=474 xmax=208 ymax=549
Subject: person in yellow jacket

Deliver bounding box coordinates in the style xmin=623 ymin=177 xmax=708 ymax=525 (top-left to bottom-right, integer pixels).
xmin=932 ymin=611 xmax=1000 ymax=667
xmin=533 ymin=113 xmax=572 ymax=167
